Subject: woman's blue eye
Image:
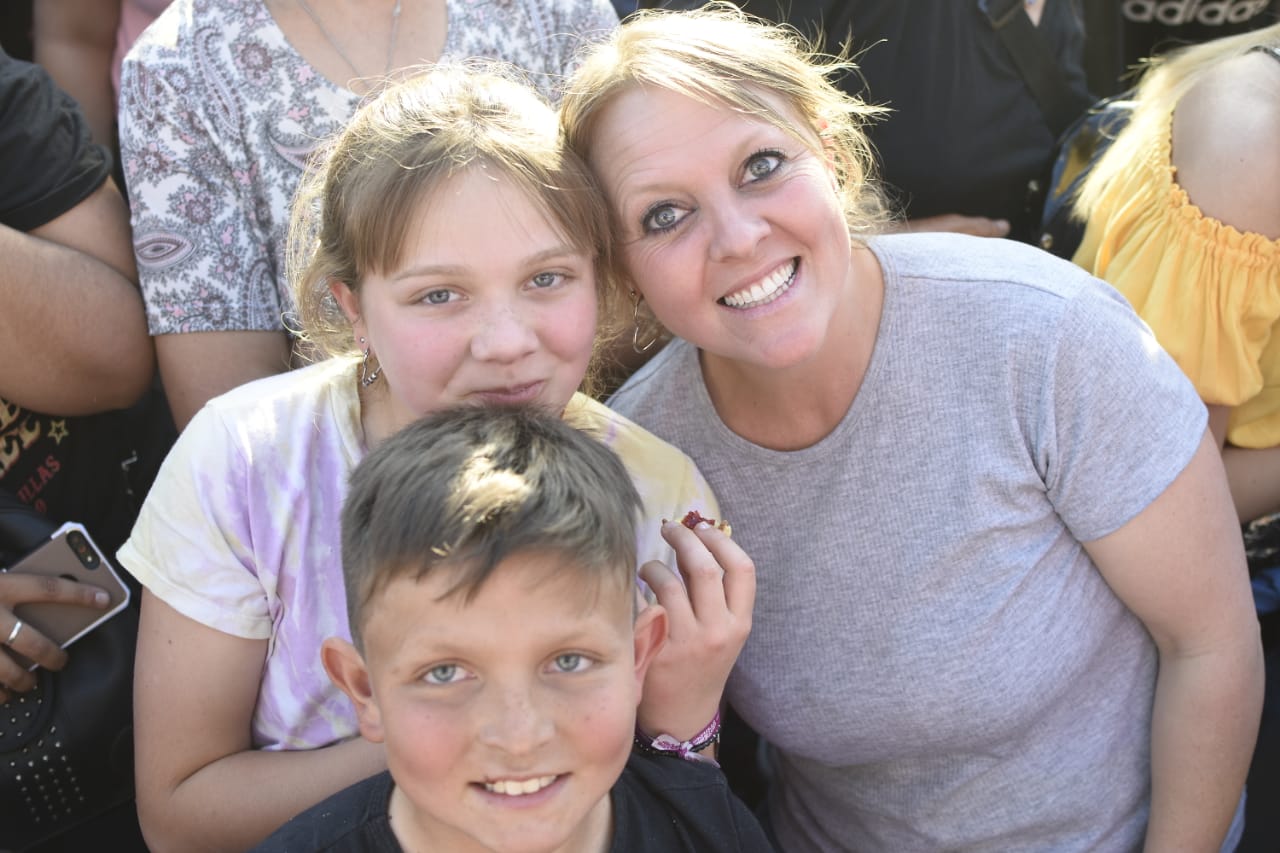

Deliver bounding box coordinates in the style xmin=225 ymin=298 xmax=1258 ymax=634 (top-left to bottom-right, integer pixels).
xmin=746 ymin=151 xmax=782 ymax=181
xmin=643 ymin=204 xmax=685 ymax=234
xmin=531 ymin=272 xmax=561 ymax=288
xmin=424 ymin=289 xmax=452 ymax=305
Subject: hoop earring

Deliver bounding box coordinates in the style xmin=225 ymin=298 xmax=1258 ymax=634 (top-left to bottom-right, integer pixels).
xmin=358 ymin=336 xmax=383 ymax=387
xmin=631 ymin=294 xmax=661 ymax=355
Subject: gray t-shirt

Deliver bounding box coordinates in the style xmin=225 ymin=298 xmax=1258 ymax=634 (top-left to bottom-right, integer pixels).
xmin=609 ymin=233 xmax=1240 ymax=851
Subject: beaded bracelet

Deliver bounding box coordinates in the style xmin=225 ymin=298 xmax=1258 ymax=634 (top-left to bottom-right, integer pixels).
xmin=633 ymin=710 xmax=721 ymax=767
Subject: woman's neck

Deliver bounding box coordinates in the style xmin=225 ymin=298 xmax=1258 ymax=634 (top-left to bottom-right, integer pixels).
xmin=700 ymin=245 xmax=884 ymax=451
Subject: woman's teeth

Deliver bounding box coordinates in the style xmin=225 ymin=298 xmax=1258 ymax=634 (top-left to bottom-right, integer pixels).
xmin=721 ymin=260 xmax=797 ymax=309
xmin=483 ymin=775 xmax=558 ymax=796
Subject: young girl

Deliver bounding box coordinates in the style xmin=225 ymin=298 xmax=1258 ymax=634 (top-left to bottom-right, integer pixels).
xmin=560 ymin=7 xmax=1263 ymax=851
xmin=1072 ymin=25 xmax=1280 ymax=524
xmin=117 ymin=63 xmax=752 ymax=851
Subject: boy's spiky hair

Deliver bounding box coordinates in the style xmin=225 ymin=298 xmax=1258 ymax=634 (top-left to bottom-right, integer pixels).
xmin=341 ymin=405 xmax=642 ymax=646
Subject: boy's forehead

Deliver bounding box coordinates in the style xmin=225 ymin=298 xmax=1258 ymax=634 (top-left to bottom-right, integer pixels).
xmin=363 ymin=550 xmax=634 ymax=630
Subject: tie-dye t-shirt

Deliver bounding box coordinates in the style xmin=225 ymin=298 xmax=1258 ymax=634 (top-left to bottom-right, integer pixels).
xmin=118 ymin=0 xmax=617 ymax=336
xmin=117 ymin=358 xmax=718 ymax=750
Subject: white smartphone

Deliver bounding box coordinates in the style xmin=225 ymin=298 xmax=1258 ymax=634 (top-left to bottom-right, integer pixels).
xmin=4 ymin=522 xmax=131 ymax=668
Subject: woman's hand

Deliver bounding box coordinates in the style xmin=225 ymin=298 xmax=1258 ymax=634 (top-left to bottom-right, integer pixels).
xmin=0 ymin=571 xmax=111 ymax=701
xmin=636 ymin=518 xmax=755 ymax=742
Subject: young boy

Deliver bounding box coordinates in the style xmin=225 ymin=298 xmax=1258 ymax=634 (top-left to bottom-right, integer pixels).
xmin=252 ymin=406 xmax=773 ymax=852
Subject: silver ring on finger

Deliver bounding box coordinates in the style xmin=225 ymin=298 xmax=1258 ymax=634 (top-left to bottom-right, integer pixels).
xmin=4 ymin=619 xmax=23 ymax=647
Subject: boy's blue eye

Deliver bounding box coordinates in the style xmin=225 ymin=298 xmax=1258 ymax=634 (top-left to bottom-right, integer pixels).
xmin=423 ymin=289 xmax=453 ymax=305
xmin=552 ymin=653 xmax=586 ymax=673
xmin=425 ymin=664 xmax=462 ymax=684
xmin=531 ymin=271 xmax=561 ymax=289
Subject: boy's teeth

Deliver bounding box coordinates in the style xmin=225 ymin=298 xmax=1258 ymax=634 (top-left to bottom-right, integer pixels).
xmin=723 ymin=260 xmax=797 ymax=308
xmin=484 ymin=775 xmax=557 ymax=796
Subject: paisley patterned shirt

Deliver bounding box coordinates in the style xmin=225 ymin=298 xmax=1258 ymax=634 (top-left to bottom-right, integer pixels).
xmin=118 ymin=0 xmax=617 ymax=335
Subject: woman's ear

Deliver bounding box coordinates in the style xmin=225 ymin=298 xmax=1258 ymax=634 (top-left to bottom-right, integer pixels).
xmin=321 ymin=637 xmax=385 ymax=743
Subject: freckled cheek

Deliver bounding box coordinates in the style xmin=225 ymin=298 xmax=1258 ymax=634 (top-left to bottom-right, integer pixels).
xmin=387 ymin=709 xmax=470 ymax=784
xmin=572 ymin=694 xmax=638 ymax=765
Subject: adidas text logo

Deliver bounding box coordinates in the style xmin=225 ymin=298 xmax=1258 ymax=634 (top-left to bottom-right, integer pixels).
xmin=1123 ymin=0 xmax=1272 ymax=25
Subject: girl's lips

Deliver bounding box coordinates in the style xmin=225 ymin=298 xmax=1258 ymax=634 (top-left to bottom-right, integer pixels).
xmin=470 ymin=382 xmax=544 ymax=405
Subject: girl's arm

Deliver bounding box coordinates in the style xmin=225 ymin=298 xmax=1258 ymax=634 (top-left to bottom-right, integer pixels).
xmin=1084 ymin=431 xmax=1264 ymax=851
xmin=1207 ymin=403 xmax=1280 ymax=522
xmin=133 ymin=591 xmax=386 ymax=853
xmin=635 ymin=519 xmax=755 ymax=744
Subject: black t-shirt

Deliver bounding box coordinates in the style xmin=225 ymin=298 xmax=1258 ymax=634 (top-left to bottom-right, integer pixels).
xmin=253 ymin=752 xmax=776 ymax=852
xmin=660 ymin=1 xmax=1090 ymax=242
xmin=0 ymin=49 xmax=173 ymax=558
xmin=1121 ymin=0 xmax=1279 ymax=65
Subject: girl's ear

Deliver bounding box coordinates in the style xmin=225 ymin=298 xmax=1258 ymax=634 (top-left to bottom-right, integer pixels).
xmin=330 ymin=278 xmax=362 ymax=326
xmin=321 ymin=637 xmax=385 ymax=743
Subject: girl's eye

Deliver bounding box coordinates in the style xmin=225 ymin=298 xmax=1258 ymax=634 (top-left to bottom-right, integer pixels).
xmin=530 ymin=271 xmax=562 ymax=289
xmin=424 ymin=664 xmax=467 ymax=685
xmin=744 ymin=151 xmax=783 ymax=182
xmin=642 ymin=203 xmax=688 ymax=234
xmin=551 ymin=653 xmax=589 ymax=673
xmin=419 ymin=289 xmax=455 ymax=306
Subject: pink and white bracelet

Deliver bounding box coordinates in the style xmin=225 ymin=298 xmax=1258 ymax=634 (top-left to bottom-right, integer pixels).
xmin=633 ymin=710 xmax=721 ymax=766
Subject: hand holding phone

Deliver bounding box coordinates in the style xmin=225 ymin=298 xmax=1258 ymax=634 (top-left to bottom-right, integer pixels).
xmin=0 ymin=523 xmax=130 ymax=694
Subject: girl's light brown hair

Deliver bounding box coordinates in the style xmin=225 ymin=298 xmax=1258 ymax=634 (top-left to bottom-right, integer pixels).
xmin=288 ymin=61 xmax=620 ymax=394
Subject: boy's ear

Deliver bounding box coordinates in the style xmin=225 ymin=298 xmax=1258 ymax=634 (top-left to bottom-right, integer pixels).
xmin=631 ymin=602 xmax=668 ymax=691
xmin=321 ymin=636 xmax=386 ymax=743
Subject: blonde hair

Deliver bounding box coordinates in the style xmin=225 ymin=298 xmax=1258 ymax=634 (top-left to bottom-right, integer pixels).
xmin=340 ymin=405 xmax=642 ymax=648
xmin=559 ymin=4 xmax=889 ymax=303
xmin=1075 ymin=23 xmax=1280 ymax=217
xmin=288 ymin=62 xmax=619 ymax=394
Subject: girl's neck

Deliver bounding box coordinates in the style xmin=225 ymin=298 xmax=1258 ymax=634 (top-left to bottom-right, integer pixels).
xmin=356 ymin=377 xmax=401 ymax=452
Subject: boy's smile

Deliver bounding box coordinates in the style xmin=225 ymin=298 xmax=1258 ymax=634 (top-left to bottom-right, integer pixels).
xmin=326 ymin=550 xmax=664 ymax=853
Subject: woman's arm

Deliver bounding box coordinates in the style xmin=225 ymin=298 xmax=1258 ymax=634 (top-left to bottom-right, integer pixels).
xmin=1084 ymin=431 xmax=1264 ymax=851
xmin=133 ymin=591 xmax=386 ymax=853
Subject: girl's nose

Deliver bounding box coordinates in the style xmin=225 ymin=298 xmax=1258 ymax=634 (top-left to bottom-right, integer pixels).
xmin=470 ymin=303 xmax=539 ymax=364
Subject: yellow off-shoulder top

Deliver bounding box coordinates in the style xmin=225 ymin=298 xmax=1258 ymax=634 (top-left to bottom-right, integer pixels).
xmin=1073 ymin=116 xmax=1280 ymax=448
